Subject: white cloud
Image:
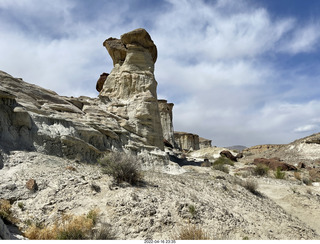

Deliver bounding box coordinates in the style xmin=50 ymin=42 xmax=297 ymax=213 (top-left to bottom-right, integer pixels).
xmin=1 ymin=0 xmax=320 ymax=146
xmin=294 ymin=124 xmax=319 ymax=133
xmin=282 ymin=23 xmax=320 ymax=54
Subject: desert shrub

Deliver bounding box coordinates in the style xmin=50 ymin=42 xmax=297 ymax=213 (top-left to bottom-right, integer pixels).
xmin=212 ymin=163 xmax=229 ymax=174
xmin=274 ymin=168 xmax=285 ymax=179
xmin=92 ymin=223 xmax=116 ymax=240
xmin=242 ymin=179 xmax=259 ymax=195
xmin=188 ymin=205 xmax=196 ymax=217
xmin=99 ymin=152 xmax=143 ymax=185
xmin=175 ymin=224 xmax=210 ymax=240
xmin=302 ymin=177 xmax=312 ymax=186
xmin=0 ymin=199 xmax=17 ymax=224
xmin=18 ymin=202 xmax=25 ymax=210
xmin=213 ymin=156 xmax=234 ymax=166
xmin=90 ymin=183 xmax=101 ymax=193
xmin=87 ymin=208 xmax=99 ymax=225
xmin=24 ymin=209 xmax=99 ymax=240
xmin=253 ymin=164 xmax=269 ymax=176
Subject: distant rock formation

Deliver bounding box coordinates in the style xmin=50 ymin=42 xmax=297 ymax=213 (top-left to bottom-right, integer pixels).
xmin=173 ymin=132 xmax=212 ymax=151
xmin=100 ymin=28 xmax=164 ymax=150
xmin=158 ymin=100 xmax=174 ymax=146
xmin=243 ymin=144 xmax=283 ymax=154
xmin=174 ymin=132 xmax=200 ymax=151
xmin=199 ymin=137 xmax=212 ymax=149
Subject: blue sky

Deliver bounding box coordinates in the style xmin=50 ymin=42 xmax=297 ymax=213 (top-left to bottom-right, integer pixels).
xmin=1 ymin=0 xmax=320 ymax=147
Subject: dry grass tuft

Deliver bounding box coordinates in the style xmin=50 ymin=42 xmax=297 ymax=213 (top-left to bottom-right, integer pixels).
xmin=175 ymin=224 xmax=210 ymax=240
xmin=0 ymin=199 xmax=18 ymax=224
xmin=24 ymin=209 xmax=100 ymax=240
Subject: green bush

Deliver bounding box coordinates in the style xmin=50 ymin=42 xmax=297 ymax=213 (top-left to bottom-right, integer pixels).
xmin=253 ymin=164 xmax=269 ymax=176
xmin=213 ymin=156 xmax=234 ymax=166
xmin=99 ymin=152 xmax=143 ymax=185
xmin=212 ymin=163 xmax=229 ymax=174
xmin=302 ymin=177 xmax=312 ymax=186
xmin=274 ymin=168 xmax=285 ymax=179
xmin=188 ymin=205 xmax=196 ymax=217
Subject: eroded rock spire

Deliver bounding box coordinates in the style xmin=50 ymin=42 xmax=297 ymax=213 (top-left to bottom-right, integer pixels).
xmin=100 ymin=28 xmax=163 ymax=150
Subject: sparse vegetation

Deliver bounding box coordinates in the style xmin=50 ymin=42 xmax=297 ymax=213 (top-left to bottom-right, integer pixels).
xmin=87 ymin=208 xmax=99 ymax=225
xmin=274 ymin=168 xmax=285 ymax=179
xmin=188 ymin=204 xmax=196 ymax=217
xmin=90 ymin=183 xmax=101 ymax=193
xmin=212 ymin=163 xmax=229 ymax=173
xmin=0 ymin=199 xmax=17 ymax=224
xmin=18 ymin=202 xmax=25 ymax=210
xmin=213 ymin=156 xmax=235 ymax=166
xmin=302 ymin=177 xmax=312 ymax=186
xmin=24 ymin=209 xmax=101 ymax=240
xmin=99 ymin=152 xmax=143 ymax=185
xmin=242 ymin=179 xmax=259 ymax=195
xmin=175 ymin=224 xmax=210 ymax=240
xmin=290 ymin=187 xmax=298 ymax=194
xmin=306 ymin=188 xmax=312 ymax=195
xmin=253 ymin=164 xmax=269 ymax=176
xmin=93 ymin=223 xmax=116 ymax=240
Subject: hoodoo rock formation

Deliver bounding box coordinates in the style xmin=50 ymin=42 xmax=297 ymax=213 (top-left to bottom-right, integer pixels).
xmin=100 ymin=28 xmax=164 ymax=150
xmin=2 ymin=28 xmax=320 ymax=241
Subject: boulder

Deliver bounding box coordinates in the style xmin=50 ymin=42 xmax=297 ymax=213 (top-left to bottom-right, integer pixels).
xmin=103 ymin=38 xmax=127 ymax=66
xmin=220 ymin=150 xmax=238 ymax=162
xmin=96 ymin=73 xmax=109 ymax=92
xmin=0 ymin=218 xmax=11 ymax=240
xmin=253 ymin=158 xmax=297 ymax=171
xmin=120 ymin=28 xmax=157 ymax=63
xmin=26 ymin=179 xmax=38 ymax=192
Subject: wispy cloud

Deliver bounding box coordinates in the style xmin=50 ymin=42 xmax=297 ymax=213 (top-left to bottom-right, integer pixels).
xmin=1 ymin=0 xmax=320 ymax=146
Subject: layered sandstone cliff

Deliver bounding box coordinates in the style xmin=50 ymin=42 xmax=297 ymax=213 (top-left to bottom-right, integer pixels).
xmin=158 ymin=99 xmax=174 ymax=146
xmin=174 ymin=132 xmax=200 ymax=151
xmin=199 ymin=137 xmax=212 ymax=149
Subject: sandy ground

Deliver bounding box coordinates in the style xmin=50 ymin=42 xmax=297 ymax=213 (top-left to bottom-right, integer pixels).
xmin=257 ymin=180 xmax=320 ymax=236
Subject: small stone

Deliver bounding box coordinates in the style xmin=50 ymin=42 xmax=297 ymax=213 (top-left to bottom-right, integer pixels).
xmin=26 ymin=179 xmax=38 ymax=192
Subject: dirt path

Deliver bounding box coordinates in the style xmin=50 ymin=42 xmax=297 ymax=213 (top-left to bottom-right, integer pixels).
xmin=258 ymin=180 xmax=320 ymax=236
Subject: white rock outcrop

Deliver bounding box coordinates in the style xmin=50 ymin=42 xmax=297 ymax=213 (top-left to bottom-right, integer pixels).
xmin=158 ymin=99 xmax=174 ymax=146
xmin=100 ymin=28 xmax=163 ymax=150
xmin=174 ymin=132 xmax=200 ymax=151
